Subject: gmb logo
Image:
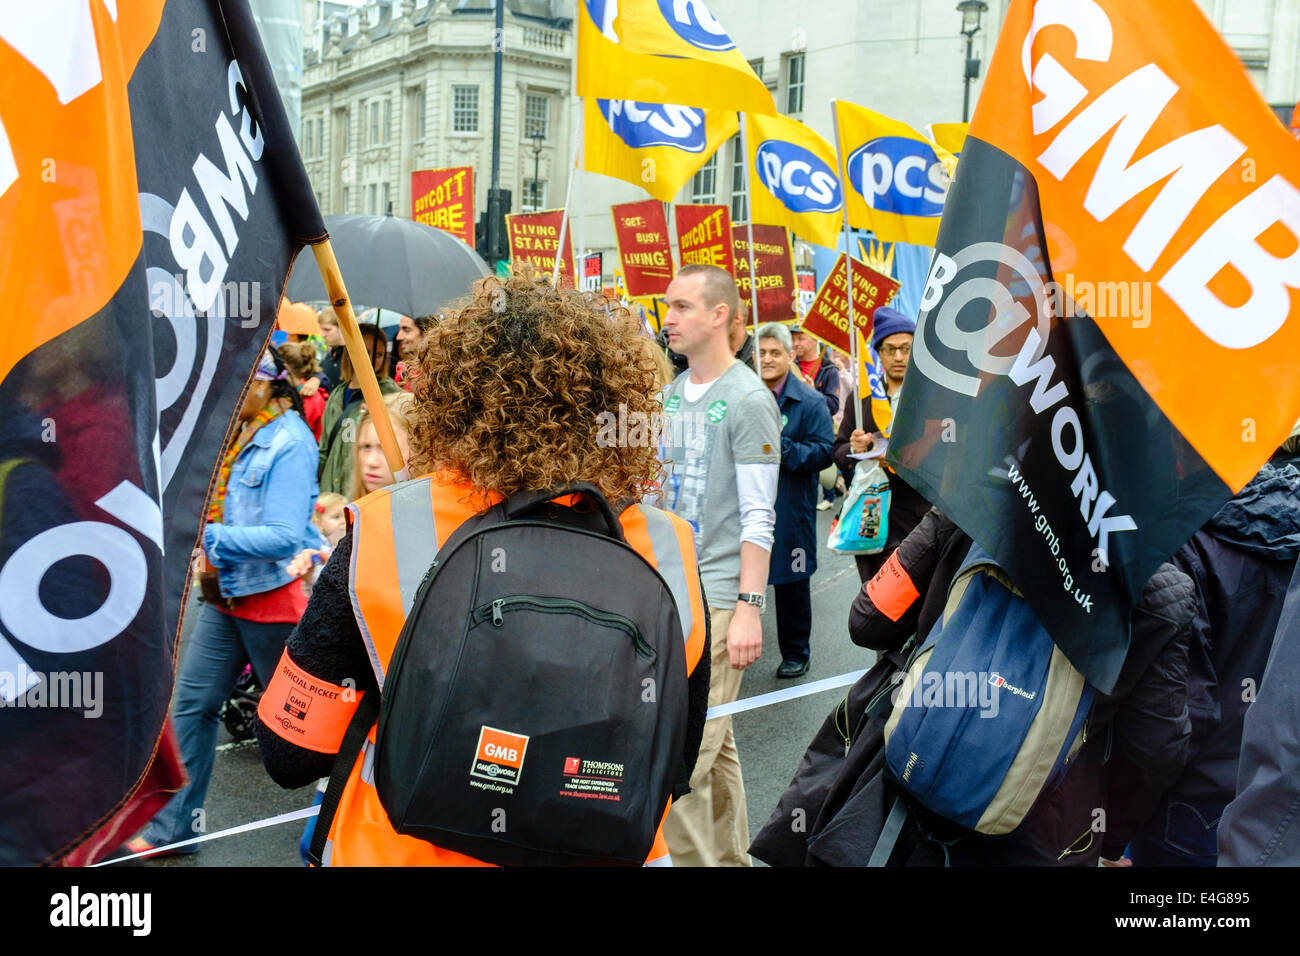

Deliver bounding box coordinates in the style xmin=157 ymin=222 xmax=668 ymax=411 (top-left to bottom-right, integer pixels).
xmin=599 ymin=99 xmax=707 ymax=152
xmin=658 ymin=0 xmax=736 ymax=51
xmin=848 ymin=136 xmax=950 ymax=217
xmin=910 ymin=241 xmax=1054 ymax=398
xmin=755 ymin=140 xmax=842 ymax=214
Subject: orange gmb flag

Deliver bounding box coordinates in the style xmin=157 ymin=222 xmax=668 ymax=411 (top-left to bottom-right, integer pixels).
xmin=0 ymin=0 xmax=328 ymax=863
xmin=888 ymin=0 xmax=1300 ymax=694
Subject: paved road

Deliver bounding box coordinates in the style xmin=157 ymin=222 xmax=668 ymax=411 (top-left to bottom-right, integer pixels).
xmin=127 ymin=508 xmax=873 ymax=867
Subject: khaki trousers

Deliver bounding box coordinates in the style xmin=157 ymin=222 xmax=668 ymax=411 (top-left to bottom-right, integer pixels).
xmin=663 ymin=606 xmax=751 ymax=867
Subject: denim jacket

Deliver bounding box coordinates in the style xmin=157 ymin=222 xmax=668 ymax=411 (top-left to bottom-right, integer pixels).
xmin=203 ymin=411 xmax=324 ymax=598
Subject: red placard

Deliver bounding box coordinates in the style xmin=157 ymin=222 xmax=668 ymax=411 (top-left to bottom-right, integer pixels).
xmin=674 ymin=204 xmax=734 ymax=274
xmin=410 ymin=166 xmax=474 ymax=246
xmin=800 ymin=253 xmax=899 ymax=354
xmin=506 ymin=209 xmax=576 ymax=287
xmin=611 ymin=200 xmax=674 ymax=298
xmin=731 ymin=223 xmax=796 ymax=322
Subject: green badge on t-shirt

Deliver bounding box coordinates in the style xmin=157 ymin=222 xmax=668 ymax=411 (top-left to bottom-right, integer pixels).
xmin=706 ymin=400 xmax=728 ymax=423
xmin=781 ymin=413 xmax=789 ymax=428
xmin=664 ymin=395 xmax=681 ymax=415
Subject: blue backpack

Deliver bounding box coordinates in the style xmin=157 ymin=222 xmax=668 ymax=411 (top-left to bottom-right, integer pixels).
xmin=873 ymin=544 xmax=1095 ymax=861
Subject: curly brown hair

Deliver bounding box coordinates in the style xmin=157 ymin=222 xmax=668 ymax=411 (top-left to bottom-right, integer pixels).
xmin=407 ymin=271 xmax=665 ymax=505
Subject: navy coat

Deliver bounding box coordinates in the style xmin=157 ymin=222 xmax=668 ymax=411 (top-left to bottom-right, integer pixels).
xmin=768 ymin=372 xmax=835 ymax=586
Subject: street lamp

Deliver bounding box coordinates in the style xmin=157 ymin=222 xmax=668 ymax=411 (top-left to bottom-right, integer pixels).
xmin=530 ymin=130 xmax=544 ymax=211
xmin=957 ymin=0 xmax=988 ymax=123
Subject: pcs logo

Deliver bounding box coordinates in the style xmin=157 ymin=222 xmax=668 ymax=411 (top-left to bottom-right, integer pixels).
xmin=598 ymin=99 xmax=707 ymax=152
xmin=755 ymin=140 xmax=842 ymax=214
xmin=848 ymin=136 xmax=949 ymax=217
xmin=658 ymin=0 xmax=737 ymax=51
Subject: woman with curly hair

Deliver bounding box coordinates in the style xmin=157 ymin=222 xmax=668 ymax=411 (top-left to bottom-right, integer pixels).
xmin=255 ymin=272 xmax=711 ymax=866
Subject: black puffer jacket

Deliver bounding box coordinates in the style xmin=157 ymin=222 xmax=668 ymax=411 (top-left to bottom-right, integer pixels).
xmin=847 ymin=509 xmax=1196 ymax=865
xmin=1133 ymin=459 xmax=1300 ymax=861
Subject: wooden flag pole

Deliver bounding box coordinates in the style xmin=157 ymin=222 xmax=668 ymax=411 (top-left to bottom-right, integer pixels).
xmin=738 ymin=112 xmax=761 ymax=374
xmin=310 ymin=239 xmax=408 ymax=478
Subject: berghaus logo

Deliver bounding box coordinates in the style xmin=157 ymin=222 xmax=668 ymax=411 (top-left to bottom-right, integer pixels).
xmin=988 ymin=673 xmax=1036 ymax=701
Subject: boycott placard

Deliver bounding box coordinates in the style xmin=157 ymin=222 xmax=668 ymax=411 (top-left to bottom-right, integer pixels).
xmin=675 ymin=203 xmax=734 ymax=273
xmin=506 ymin=209 xmax=575 ymax=287
xmin=411 ymin=166 xmax=474 ymax=246
xmin=801 ymin=253 xmax=899 ymax=354
xmin=611 ymin=200 xmax=674 ymax=297
xmin=732 ymin=223 xmax=796 ymax=322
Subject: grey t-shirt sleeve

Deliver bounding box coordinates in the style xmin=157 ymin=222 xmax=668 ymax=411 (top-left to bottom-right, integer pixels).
xmin=731 ymin=387 xmax=783 ymax=465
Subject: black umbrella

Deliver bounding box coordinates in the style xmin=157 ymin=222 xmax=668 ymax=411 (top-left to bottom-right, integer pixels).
xmin=286 ymin=211 xmax=491 ymax=316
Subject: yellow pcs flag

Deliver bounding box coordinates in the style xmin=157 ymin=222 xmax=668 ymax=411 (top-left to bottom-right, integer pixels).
xmin=745 ymin=112 xmax=843 ymax=248
xmin=834 ymin=101 xmax=951 ymax=245
xmin=584 ymin=98 xmax=738 ymax=203
xmin=577 ymin=0 xmax=774 ymax=115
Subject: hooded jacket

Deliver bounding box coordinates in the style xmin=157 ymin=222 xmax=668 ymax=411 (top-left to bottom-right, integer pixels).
xmin=847 ymin=509 xmax=1196 ymax=865
xmin=1134 ymin=459 xmax=1300 ymax=861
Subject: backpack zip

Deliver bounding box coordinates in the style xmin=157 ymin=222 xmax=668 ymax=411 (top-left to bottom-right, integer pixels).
xmin=473 ymin=595 xmax=655 ymax=660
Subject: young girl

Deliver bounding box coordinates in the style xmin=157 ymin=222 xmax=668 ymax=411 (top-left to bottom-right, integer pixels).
xmin=312 ymin=492 xmax=347 ymax=547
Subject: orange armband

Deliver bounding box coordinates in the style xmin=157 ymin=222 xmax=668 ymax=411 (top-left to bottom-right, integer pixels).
xmin=258 ymin=649 xmax=363 ymax=754
xmin=865 ymin=551 xmax=919 ymax=622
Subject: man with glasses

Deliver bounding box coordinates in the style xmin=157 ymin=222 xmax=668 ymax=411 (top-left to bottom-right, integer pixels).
xmin=831 ymin=307 xmax=933 ymax=583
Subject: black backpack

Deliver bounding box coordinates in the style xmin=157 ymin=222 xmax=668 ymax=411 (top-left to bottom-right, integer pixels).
xmin=311 ymin=483 xmax=690 ymax=867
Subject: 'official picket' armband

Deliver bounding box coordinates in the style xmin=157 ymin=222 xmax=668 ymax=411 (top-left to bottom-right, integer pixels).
xmin=865 ymin=551 xmax=920 ymax=622
xmin=258 ymin=649 xmax=363 ymax=754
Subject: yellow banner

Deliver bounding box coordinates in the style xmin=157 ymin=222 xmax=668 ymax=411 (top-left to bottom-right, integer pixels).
xmin=584 ymin=98 xmax=737 ymax=203
xmin=745 ymin=112 xmax=843 ymax=248
xmin=577 ymin=0 xmax=774 ymax=115
xmin=834 ymin=101 xmax=950 ymax=245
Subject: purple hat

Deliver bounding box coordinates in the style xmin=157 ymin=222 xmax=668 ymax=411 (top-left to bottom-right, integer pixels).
xmin=871 ymin=307 xmax=916 ymax=352
xmin=253 ymin=351 xmax=288 ymax=381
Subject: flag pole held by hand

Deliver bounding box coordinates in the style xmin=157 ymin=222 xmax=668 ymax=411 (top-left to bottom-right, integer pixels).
xmin=310 ymin=239 xmax=408 ymax=479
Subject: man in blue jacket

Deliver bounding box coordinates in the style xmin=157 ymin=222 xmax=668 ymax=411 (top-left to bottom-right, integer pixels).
xmin=756 ymin=323 xmax=834 ymax=678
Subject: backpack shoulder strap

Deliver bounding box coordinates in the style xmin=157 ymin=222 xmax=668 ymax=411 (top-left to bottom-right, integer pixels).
xmin=308 ymin=689 xmax=381 ymax=867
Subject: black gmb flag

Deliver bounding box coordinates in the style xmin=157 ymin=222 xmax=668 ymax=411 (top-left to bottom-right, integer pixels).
xmin=887 ymin=0 xmax=1300 ymax=693
xmin=0 ymin=1 xmax=325 ymax=863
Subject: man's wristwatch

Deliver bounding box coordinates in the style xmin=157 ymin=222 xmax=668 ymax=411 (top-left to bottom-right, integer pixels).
xmin=737 ymin=592 xmax=766 ymax=611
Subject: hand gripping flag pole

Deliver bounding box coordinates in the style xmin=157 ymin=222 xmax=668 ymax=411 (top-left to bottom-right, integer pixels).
xmin=310 ymin=240 xmax=408 ymax=480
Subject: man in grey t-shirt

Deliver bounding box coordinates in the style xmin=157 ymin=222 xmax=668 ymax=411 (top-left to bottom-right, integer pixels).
xmin=657 ymin=264 xmax=781 ymax=867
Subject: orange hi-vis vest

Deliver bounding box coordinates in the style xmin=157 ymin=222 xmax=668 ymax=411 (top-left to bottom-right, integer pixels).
xmin=317 ymin=474 xmax=706 ymax=866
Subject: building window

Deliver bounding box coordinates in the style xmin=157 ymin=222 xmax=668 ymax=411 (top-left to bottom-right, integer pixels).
xmin=316 ymin=117 xmax=323 ymax=158
xmin=785 ymin=53 xmax=805 ymax=114
xmin=416 ymin=89 xmax=426 ymax=139
xmin=341 ymin=185 xmax=350 ymax=213
xmin=691 ymin=154 xmax=717 ymax=203
xmin=343 ymin=109 xmax=351 ymax=154
xmin=452 ymin=85 xmax=479 ymax=133
xmin=522 ymin=179 xmax=547 ymax=212
xmin=304 ymin=119 xmax=313 ymax=158
xmin=524 ymin=93 xmax=550 ymax=141
xmin=748 ymin=57 xmax=764 ymax=83
xmin=730 ymin=135 xmax=747 ymax=222
xmin=369 ymin=101 xmax=379 ymax=145
xmin=383 ymin=98 xmax=391 ymax=144
xmin=367 ymin=183 xmax=377 ymax=215
xmin=381 ymin=181 xmax=390 ymax=215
